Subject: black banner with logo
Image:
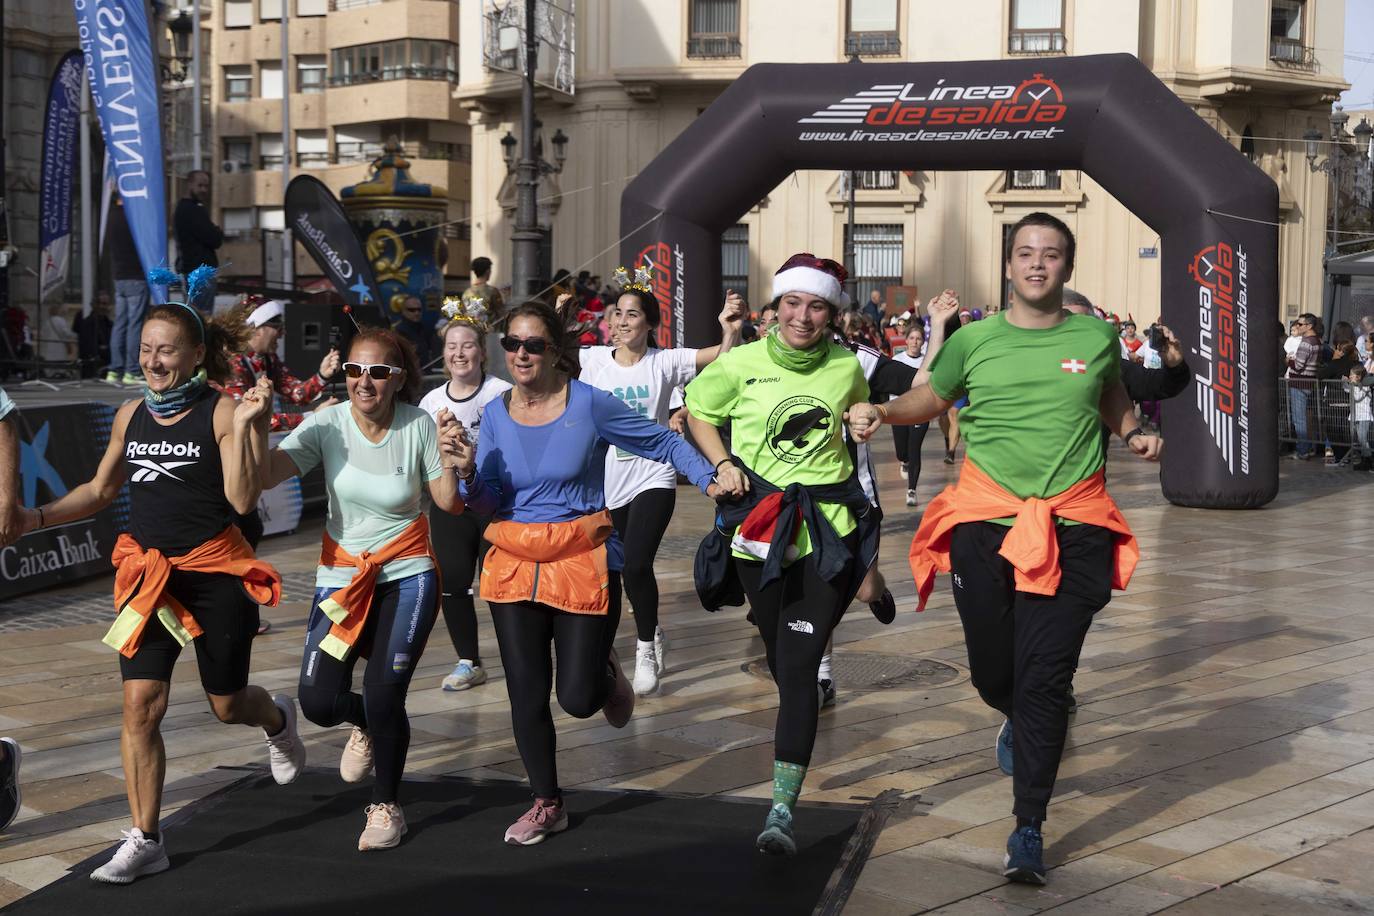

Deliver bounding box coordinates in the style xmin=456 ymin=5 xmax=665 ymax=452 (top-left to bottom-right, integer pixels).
xmin=285 ymin=175 xmax=385 ymax=325
xmin=1 ymin=402 xmax=126 ymax=599
xmin=621 ymin=53 xmax=1278 ymax=509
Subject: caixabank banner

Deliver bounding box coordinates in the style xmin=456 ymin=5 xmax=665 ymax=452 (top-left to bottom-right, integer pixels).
xmin=0 ymin=403 xmax=127 ymax=598
xmin=620 ymin=53 xmax=1278 ymax=509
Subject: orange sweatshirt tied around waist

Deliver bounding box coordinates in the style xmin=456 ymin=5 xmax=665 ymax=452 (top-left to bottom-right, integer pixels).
xmin=316 ymin=514 xmax=436 ymax=661
xmin=481 ymin=511 xmax=613 ymax=615
xmin=105 ymin=525 xmax=281 ymax=658
xmin=909 ymin=461 xmax=1138 ymax=611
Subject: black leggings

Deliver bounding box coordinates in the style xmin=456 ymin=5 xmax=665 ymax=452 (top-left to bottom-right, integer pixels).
xmin=891 ymin=423 xmax=930 ymax=491
xmin=489 ymin=574 xmax=622 ymax=799
xmin=608 ymin=487 xmax=676 ymax=642
xmin=430 ymin=506 xmax=488 ymax=664
xmin=298 ymin=571 xmax=438 ymax=804
xmin=737 ymin=538 xmax=856 ymax=767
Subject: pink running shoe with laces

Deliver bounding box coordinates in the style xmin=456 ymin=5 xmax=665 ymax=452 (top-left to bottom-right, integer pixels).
xmin=504 ymin=797 xmax=568 ymax=846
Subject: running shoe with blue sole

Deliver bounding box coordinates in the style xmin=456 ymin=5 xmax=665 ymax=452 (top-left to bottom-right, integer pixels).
xmin=996 ymin=719 xmax=1014 ymax=776
xmin=1003 ymin=824 xmax=1047 ymax=885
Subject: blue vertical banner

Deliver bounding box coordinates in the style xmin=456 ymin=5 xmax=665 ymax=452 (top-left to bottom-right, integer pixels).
xmin=73 ymin=0 xmax=168 ymax=279
xmin=38 ymin=51 xmax=84 ymax=303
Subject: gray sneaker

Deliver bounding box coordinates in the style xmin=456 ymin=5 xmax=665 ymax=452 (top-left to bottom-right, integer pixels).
xmin=441 ymin=660 xmax=487 ymax=691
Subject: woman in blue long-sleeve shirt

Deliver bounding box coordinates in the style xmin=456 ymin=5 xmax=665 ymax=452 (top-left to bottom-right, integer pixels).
xmin=453 ymin=300 xmax=735 ymax=847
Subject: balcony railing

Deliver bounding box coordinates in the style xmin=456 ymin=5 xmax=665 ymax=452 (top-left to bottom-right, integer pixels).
xmin=327 ymin=66 xmax=458 ymax=87
xmin=296 ymin=151 xmax=330 ymax=167
xmin=1008 ymin=29 xmax=1067 ymax=54
xmin=332 ymin=140 xmax=473 ymax=164
xmin=1007 ymin=169 xmax=1062 ymax=191
xmin=260 ymin=154 xmax=285 ymax=169
xmin=856 ymin=170 xmax=899 ymax=190
xmin=1269 ymin=36 xmax=1316 ymax=70
xmin=687 ymin=34 xmax=741 ymax=59
xmin=846 ymin=31 xmax=901 ymax=58
xmin=442 ymin=222 xmax=472 ymax=241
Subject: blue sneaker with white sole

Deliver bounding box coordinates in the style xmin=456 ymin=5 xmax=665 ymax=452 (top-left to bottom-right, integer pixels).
xmin=995 ymin=719 xmax=1014 ymax=776
xmin=1003 ymin=824 xmax=1046 ymax=885
xmin=755 ymin=803 xmax=797 ymax=856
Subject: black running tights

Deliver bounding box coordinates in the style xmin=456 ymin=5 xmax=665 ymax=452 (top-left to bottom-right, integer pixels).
xmin=489 ymin=574 xmax=622 ymax=799
xmin=609 ymin=487 xmax=676 ymax=642
xmin=430 ymin=505 xmax=487 ymax=664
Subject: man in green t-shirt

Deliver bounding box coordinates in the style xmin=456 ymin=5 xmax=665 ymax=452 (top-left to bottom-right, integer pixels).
xmin=847 ymin=213 xmax=1161 ymax=886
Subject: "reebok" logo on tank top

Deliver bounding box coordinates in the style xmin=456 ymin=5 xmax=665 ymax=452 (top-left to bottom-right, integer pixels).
xmin=125 ymin=440 xmax=202 ymax=482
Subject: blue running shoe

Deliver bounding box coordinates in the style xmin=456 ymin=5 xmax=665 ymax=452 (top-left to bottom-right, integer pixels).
xmin=996 ymin=719 xmax=1014 ymax=776
xmin=755 ymin=803 xmax=797 ymax=856
xmin=1003 ymin=824 xmax=1046 ymax=885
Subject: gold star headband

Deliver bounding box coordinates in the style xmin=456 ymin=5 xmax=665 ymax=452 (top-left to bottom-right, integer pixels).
xmin=441 ymin=294 xmax=489 ymax=332
xmin=613 ymin=264 xmax=654 ymax=296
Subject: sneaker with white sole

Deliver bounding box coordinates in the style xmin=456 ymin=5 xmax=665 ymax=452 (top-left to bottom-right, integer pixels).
xmin=358 ymin=802 xmax=407 ymax=851
xmin=653 ymin=626 xmax=667 ymax=675
xmin=602 ymin=648 xmax=635 ymax=728
xmin=817 ymin=679 xmax=836 ymax=709
xmin=905 ymin=489 xmax=917 ymax=507
xmin=90 ymin=828 xmax=169 ymax=884
xmin=633 ymin=644 xmax=660 ymax=696
xmin=442 ymin=660 xmax=487 ymax=691
xmin=265 ymin=695 xmax=306 ymax=785
xmin=504 ymin=796 xmax=568 ymax=846
xmin=340 ymin=726 xmax=374 ymax=783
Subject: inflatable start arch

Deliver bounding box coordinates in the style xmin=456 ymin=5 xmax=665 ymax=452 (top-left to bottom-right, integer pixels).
xmin=620 ymin=53 xmax=1278 ymax=509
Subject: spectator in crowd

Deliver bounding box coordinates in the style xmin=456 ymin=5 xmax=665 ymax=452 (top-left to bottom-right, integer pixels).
xmin=107 ymin=194 xmax=148 ymax=385
xmin=1356 ymin=315 xmax=1372 ymax=362
xmin=1347 ymin=364 xmax=1373 ymax=472
xmin=757 ymin=301 xmax=779 ymax=335
xmin=862 ymin=289 xmax=885 ymax=329
xmin=220 ymin=299 xmax=340 ymax=434
xmin=1120 ymin=319 xmax=1143 ymax=357
xmin=173 ymin=171 xmax=223 ymax=308
xmin=1284 ymin=318 xmax=1304 ymax=366
xmin=465 ymin=257 xmax=508 ymax=378
xmin=0 ymin=386 xmax=19 ymax=833
xmin=1319 ymin=322 xmax=1361 ymax=465
xmin=75 ymin=292 xmax=113 ymax=377
xmin=883 ymin=313 xmax=909 ymax=354
xmin=394 ymin=295 xmax=436 ymax=370
xmin=1288 ymin=313 xmax=1322 ymax=460
xmin=838 ymin=308 xmax=884 ymax=353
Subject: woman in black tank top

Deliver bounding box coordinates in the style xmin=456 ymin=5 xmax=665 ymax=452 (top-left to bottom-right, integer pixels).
xmin=16 ymin=296 xmax=309 ymax=885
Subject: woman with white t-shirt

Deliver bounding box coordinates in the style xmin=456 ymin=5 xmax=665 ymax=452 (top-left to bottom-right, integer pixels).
xmin=573 ymin=271 xmax=744 ymax=695
xmin=890 ymin=324 xmax=928 ymax=507
xmin=418 ymin=298 xmax=512 ymax=691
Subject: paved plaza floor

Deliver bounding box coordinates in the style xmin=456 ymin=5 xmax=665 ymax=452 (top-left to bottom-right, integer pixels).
xmin=2 ymin=440 xmax=1373 ymax=913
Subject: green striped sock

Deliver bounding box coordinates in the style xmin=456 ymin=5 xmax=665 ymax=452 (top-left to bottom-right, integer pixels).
xmin=772 ymin=760 xmax=807 ymax=812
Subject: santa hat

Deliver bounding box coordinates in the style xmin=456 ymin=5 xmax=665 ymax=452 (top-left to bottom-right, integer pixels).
xmin=772 ymin=253 xmax=847 ymax=306
xmin=247 ymin=300 xmax=285 ymax=327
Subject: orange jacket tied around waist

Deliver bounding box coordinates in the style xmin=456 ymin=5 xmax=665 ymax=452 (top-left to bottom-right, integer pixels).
xmin=105 ymin=525 xmax=282 ymax=658
xmin=316 ymin=513 xmax=437 ymax=661
xmin=909 ymin=461 xmax=1138 ymax=611
xmin=480 ymin=510 xmax=613 ymax=615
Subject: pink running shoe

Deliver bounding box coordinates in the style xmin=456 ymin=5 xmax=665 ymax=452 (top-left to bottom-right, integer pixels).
xmin=503 ymin=797 xmax=568 ymax=846
xmin=602 ymin=648 xmax=635 ymax=728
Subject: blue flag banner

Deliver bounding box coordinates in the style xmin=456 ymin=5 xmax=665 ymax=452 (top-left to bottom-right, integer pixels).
xmin=73 ymin=0 xmax=167 ymax=280
xmin=39 ymin=51 xmax=84 ymax=303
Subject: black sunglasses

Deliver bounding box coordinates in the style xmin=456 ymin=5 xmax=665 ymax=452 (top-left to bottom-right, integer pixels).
xmin=501 ymin=335 xmax=548 ymax=355
xmin=343 ymin=361 xmax=404 ymax=380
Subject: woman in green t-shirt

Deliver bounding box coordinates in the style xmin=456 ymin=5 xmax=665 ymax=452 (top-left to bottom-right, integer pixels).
xmin=686 ymin=254 xmax=873 ymax=857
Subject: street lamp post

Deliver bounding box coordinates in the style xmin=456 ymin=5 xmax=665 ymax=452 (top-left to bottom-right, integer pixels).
xmin=1305 ymin=105 xmax=1373 ymax=327
xmin=511 ymin=0 xmax=541 ymax=302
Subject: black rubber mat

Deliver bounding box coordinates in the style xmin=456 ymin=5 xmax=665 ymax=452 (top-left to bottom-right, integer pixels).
xmin=3 ymin=768 xmax=878 ymax=915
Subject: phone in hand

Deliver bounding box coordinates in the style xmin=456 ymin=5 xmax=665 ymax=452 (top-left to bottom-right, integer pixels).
xmin=1149 ymin=325 xmax=1167 ymax=350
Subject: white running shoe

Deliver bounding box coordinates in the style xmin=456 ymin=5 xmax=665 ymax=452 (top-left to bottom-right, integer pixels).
xmin=358 ymin=802 xmax=407 ymax=851
xmin=441 ymin=660 xmax=487 ymax=691
xmin=905 ymin=489 xmax=917 ymax=507
xmin=340 ymin=726 xmax=374 ymax=783
xmin=90 ymin=828 xmax=169 ymax=884
xmin=653 ymin=626 xmax=667 ymax=676
xmin=633 ymin=644 xmax=660 ymax=696
xmin=265 ymin=694 xmax=306 ymax=785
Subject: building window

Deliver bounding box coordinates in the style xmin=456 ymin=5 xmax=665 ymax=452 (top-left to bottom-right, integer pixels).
xmin=856 ymin=170 xmax=898 ymax=190
xmin=846 ymin=0 xmax=901 ymax=58
xmin=259 ymin=134 xmax=284 ymax=169
xmin=1008 ymin=0 xmax=1066 ymax=54
xmin=329 ymin=39 xmax=458 ymax=86
xmin=1241 ymin=126 xmax=1256 ymax=161
xmin=224 ymin=66 xmax=252 ymax=102
xmin=1007 ymin=168 xmax=1062 ymax=190
xmin=297 ymin=55 xmax=326 ymax=94
xmin=296 ymin=130 xmax=328 ymax=167
xmin=259 ymin=207 xmax=286 ymax=232
xmin=843 ymin=223 xmax=903 ymax=308
xmin=297 ymin=0 xmax=328 ymax=15
xmin=224 ymin=0 xmax=252 ymax=28
xmin=260 ymin=62 xmax=283 ymax=99
xmin=222 ymin=136 xmax=252 ymax=169
xmin=222 ymin=207 xmax=256 ymax=238
xmin=1270 ymin=1 xmax=1313 ymax=68
xmin=721 ymin=223 xmax=749 ymax=304
xmin=687 ymin=0 xmax=741 ymax=59
xmin=259 ymin=0 xmax=281 ymax=20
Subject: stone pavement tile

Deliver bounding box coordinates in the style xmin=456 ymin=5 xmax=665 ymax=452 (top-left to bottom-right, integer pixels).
xmin=840 ymin=887 xmax=928 ymax=916
xmin=922 ymin=891 xmax=1039 ymax=915
xmin=1159 ymin=884 xmax=1354 ymax=916
xmin=0 ymin=854 xmax=79 ymax=891
xmin=14 ymin=771 xmax=127 ymax=816
xmin=1032 ymin=880 xmax=1188 ymax=915
xmin=858 ymin=847 xmax=1007 ymax=911
xmin=0 ymin=877 xmax=30 ymax=908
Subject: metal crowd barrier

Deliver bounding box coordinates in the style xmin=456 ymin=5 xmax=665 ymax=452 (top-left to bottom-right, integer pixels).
xmin=1277 ymin=376 xmax=1373 ymax=450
